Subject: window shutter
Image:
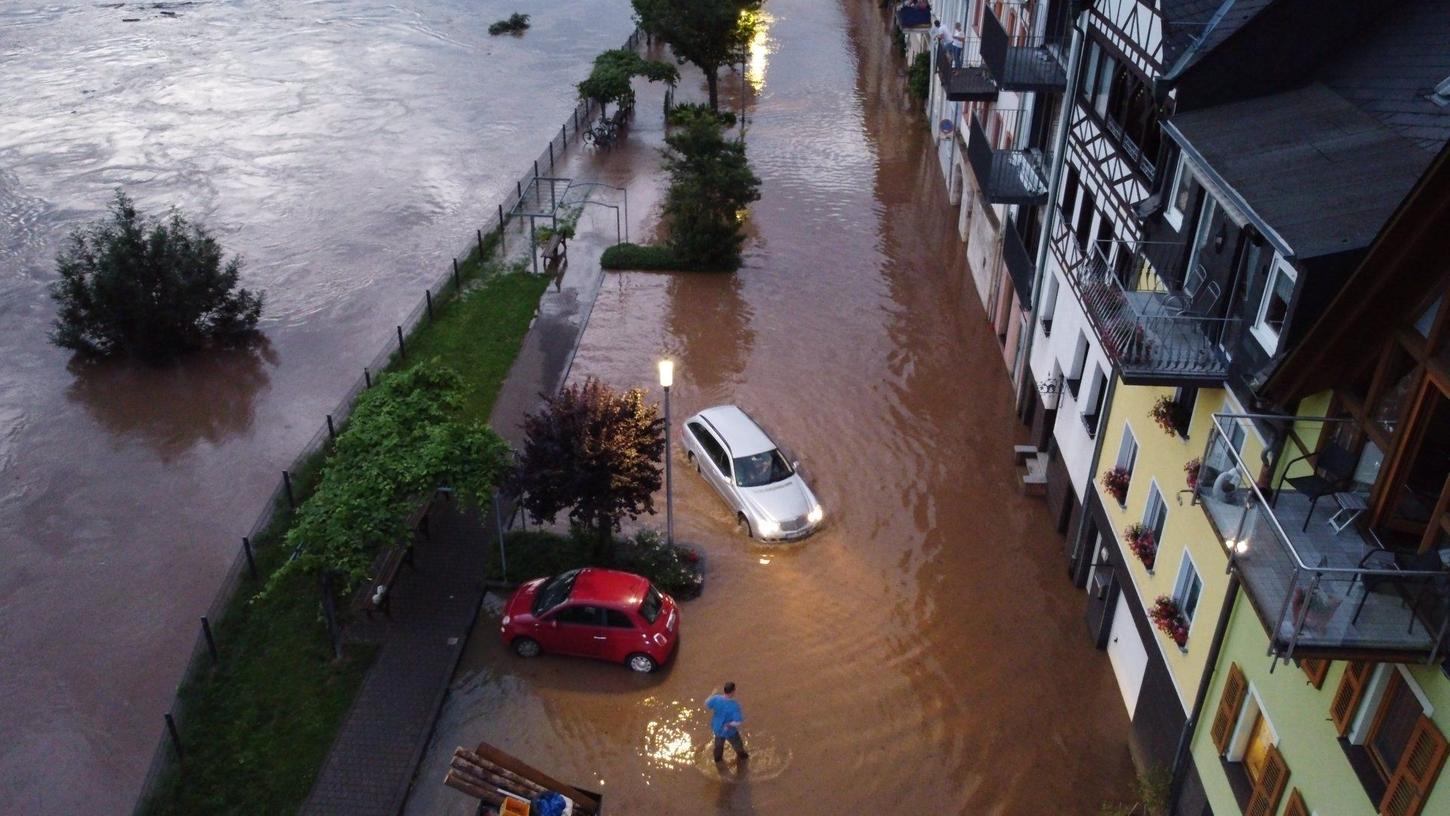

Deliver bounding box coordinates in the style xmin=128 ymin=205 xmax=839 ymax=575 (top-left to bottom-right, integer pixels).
xmin=1211 ymin=662 xmax=1248 ymax=754
xmin=1379 ymin=715 xmax=1448 ymax=816
xmin=1299 ymin=659 xmax=1329 ymax=690
xmin=1283 ymin=789 xmax=1308 ymax=816
xmin=1246 ymin=744 xmax=1290 ymax=816
xmin=1331 ymin=661 xmax=1374 ymax=735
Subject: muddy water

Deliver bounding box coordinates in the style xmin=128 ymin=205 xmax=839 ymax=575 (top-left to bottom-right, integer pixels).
xmin=0 ymin=2 xmax=633 ymax=812
xmin=410 ymin=1 xmax=1135 ymax=814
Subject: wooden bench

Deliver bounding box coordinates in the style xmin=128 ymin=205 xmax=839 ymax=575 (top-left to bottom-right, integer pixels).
xmin=542 ymin=232 xmax=567 ymax=289
xmin=350 ymin=493 xmax=436 ymax=619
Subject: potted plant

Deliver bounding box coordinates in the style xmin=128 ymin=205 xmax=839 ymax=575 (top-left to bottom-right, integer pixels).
xmin=1124 ymin=523 xmax=1157 ymax=570
xmin=1184 ymin=458 xmax=1201 ymax=490
xmin=1149 ymin=395 xmax=1188 ymax=436
xmin=1102 ymin=466 xmax=1132 ymax=505
xmin=1149 ymin=596 xmax=1189 ymax=648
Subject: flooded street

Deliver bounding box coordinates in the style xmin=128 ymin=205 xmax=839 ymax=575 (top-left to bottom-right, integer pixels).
xmin=411 ymin=1 xmax=1135 ymax=813
xmin=0 ymin=2 xmax=633 ymax=812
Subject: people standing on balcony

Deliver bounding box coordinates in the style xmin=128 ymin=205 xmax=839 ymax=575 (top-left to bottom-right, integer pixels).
xmin=930 ymin=18 xmax=945 ymax=50
xmin=948 ymin=23 xmax=965 ymax=66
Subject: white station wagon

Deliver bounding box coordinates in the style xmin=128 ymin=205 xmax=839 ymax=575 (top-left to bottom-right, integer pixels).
xmin=681 ymin=405 xmax=823 ymax=541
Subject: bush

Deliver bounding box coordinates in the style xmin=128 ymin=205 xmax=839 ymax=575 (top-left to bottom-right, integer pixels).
xmin=666 ymin=102 xmax=737 ymax=128
xmin=599 ymin=242 xmax=690 ymax=271
xmin=50 ymin=190 xmax=263 ymax=361
xmin=908 ymin=52 xmax=931 ymax=100
xmin=499 ymin=527 xmax=704 ymax=599
xmin=488 ymin=13 xmax=530 ymax=35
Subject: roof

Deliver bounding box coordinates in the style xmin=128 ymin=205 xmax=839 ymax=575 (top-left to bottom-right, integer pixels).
xmin=1167 ymin=83 xmax=1436 ymax=259
xmin=569 ymin=568 xmax=649 ymax=607
xmin=1161 ymin=0 xmax=1276 ymax=75
xmin=697 ymin=405 xmax=775 ymax=457
xmin=1319 ymin=0 xmax=1450 ymax=153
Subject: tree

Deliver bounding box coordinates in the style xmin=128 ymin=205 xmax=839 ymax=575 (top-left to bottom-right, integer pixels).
xmin=632 ymin=0 xmax=761 ymax=112
xmin=49 ymin=190 xmax=263 ymax=361
xmin=662 ymin=109 xmax=761 ymax=269
xmin=577 ymin=48 xmax=679 ymax=119
xmin=511 ymin=378 xmax=665 ymax=559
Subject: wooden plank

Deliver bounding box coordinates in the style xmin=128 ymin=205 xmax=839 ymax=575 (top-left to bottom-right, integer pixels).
xmin=472 ymin=742 xmax=600 ymax=813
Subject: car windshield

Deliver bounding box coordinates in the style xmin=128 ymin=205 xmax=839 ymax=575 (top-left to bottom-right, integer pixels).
xmin=532 ymin=569 xmax=581 ymax=615
xmin=733 ymin=449 xmax=794 ymax=487
xmin=639 ymin=586 xmax=663 ymax=624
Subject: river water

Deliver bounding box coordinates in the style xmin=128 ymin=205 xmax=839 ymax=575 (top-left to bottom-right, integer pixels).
xmin=0 ymin=2 xmax=633 ymax=812
xmin=408 ymin=1 xmax=1136 ymax=814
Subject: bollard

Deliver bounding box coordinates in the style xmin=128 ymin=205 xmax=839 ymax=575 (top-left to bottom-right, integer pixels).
xmin=573 ymin=108 xmax=578 ymax=131
xmin=396 ymin=325 xmax=406 ymax=360
xmin=533 ymin=159 xmax=539 ymax=180
xmin=364 ymin=367 xmax=372 ymax=389
xmin=453 ymin=257 xmax=462 ymax=290
xmin=201 ymin=616 xmax=218 ymax=663
xmin=549 ymin=141 xmax=554 ymax=170
xmin=425 ymin=288 xmax=434 ymax=321
xmin=165 ymin=713 xmax=183 ymax=760
xmin=516 ymin=179 xmax=522 ymax=201
xmin=283 ymin=470 xmax=295 ymax=508
xmin=560 ymin=123 xmax=566 ymax=145
xmin=242 ymin=536 xmax=257 ymax=579
xmin=326 ymin=414 xmax=336 ymax=442
xmin=476 ymin=228 xmax=484 ymax=257
xmin=494 ymin=491 xmax=507 ymax=582
xmin=498 ymin=206 xmax=506 ymax=253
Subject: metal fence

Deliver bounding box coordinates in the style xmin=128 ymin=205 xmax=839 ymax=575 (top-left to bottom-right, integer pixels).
xmin=129 ymin=27 xmax=643 ymax=814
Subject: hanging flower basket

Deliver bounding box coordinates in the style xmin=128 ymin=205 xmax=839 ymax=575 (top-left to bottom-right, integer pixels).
xmin=1150 ymin=595 xmax=1189 ymax=648
xmin=1149 ymin=395 xmax=1188 ymax=436
xmin=1184 ymin=458 xmax=1202 ymax=490
xmin=1102 ymin=466 xmax=1131 ymax=505
xmin=1124 ymin=523 xmax=1157 ymax=570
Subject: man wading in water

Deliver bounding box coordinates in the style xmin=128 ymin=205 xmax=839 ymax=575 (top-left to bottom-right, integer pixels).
xmin=705 ymin=682 xmax=749 ymax=763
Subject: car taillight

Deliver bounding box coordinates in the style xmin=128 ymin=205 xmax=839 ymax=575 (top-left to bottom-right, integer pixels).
xmin=667 ymin=611 xmax=677 ymax=631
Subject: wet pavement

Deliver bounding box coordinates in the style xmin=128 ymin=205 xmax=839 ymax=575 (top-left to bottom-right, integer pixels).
xmin=0 ymin=2 xmax=634 ymax=812
xmin=407 ymin=2 xmax=1135 ymax=814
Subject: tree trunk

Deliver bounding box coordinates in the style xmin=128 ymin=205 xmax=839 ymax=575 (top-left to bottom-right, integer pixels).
xmin=595 ymin=516 xmax=614 ymax=565
xmin=706 ymin=67 xmax=720 ymax=112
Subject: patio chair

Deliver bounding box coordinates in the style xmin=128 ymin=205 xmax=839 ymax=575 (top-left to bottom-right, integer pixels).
xmin=1276 ymin=441 xmax=1357 ymax=531
xmin=1350 ymin=547 xmax=1448 ymax=633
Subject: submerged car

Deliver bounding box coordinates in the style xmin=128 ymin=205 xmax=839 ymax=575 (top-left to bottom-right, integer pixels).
xmin=500 ymin=568 xmax=678 ymax=673
xmin=681 ymin=404 xmax=824 ymax=541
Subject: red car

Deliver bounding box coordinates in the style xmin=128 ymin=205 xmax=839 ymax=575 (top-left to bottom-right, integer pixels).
xmin=500 ymin=568 xmax=679 ymax=672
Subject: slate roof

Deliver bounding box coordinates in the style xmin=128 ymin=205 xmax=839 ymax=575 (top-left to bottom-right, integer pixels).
xmin=1167 ymin=83 xmax=1435 ymax=259
xmin=1160 ymin=0 xmax=1275 ymax=71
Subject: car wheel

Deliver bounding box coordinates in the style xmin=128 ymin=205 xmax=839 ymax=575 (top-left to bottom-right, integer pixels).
xmin=513 ymin=637 xmax=541 ymax=658
xmin=627 ymin=653 xmax=657 ymax=673
xmin=736 ymin=514 xmax=752 ymax=539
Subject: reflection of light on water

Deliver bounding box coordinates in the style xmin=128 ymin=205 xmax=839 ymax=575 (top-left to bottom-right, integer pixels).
xmin=641 ymin=698 xmax=699 ymax=771
xmin=744 ymin=11 xmax=773 ymax=91
xmin=758 ymin=557 xmax=771 ymax=565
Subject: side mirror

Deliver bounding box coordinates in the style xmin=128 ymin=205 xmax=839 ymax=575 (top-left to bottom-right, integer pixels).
xmin=792 ymin=460 xmax=801 ymax=470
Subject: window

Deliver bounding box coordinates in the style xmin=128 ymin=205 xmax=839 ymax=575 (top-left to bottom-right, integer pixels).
xmin=1144 ymin=482 xmax=1168 ymax=543
xmin=1368 ymin=671 xmax=1424 ymax=780
xmin=1252 ymin=257 xmax=1297 ymax=354
xmin=1336 ymin=663 xmax=1449 ymax=815
xmin=1164 ymin=155 xmax=1192 ymax=229
xmin=689 ymin=422 xmax=732 ymax=476
xmin=1173 ymin=550 xmax=1202 ymax=625
xmin=605 ymin=609 xmax=636 ymax=628
xmin=1061 ymin=164 xmax=1081 ymax=221
xmin=1066 ymin=332 xmax=1088 ymax=398
xmin=554 ymin=605 xmax=602 ymax=626
xmin=1080 ymin=40 xmax=1100 ymax=106
xmin=734 ymin=449 xmax=794 ymax=487
xmin=1075 ymin=192 xmax=1096 ymax=249
xmin=639 ymin=586 xmax=663 ymax=624
xmin=1170 ymin=386 xmax=1197 ymax=437
xmin=1083 ymin=366 xmax=1108 ymax=437
xmin=1116 ymin=424 xmax=1139 ymax=473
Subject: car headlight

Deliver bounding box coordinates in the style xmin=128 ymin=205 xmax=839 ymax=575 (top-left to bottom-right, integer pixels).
xmin=807 ymin=504 xmax=824 ymax=524
xmin=757 ymin=519 xmax=780 ymax=536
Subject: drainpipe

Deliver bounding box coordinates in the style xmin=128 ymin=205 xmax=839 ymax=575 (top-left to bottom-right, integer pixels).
xmin=1015 ymin=6 xmax=1086 ymax=415
xmin=1166 ymin=573 xmax=1241 ymax=815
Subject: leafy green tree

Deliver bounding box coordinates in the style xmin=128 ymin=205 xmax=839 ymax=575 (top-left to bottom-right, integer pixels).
xmin=49 ymin=190 xmax=263 ymax=361
xmin=511 ymin=378 xmax=664 ymax=560
xmin=266 ymin=362 xmax=511 ymax=597
xmin=661 ymin=109 xmax=761 ymax=269
xmin=632 ymin=0 xmax=761 ymax=112
xmin=577 ymin=48 xmax=679 ymax=119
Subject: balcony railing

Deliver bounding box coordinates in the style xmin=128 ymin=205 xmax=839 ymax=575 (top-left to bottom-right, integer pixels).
xmin=1002 ymin=217 xmax=1035 ymax=303
xmin=966 ymin=111 xmax=1050 ymax=206
xmin=981 ymin=5 xmax=1067 ymax=93
xmin=935 ymin=45 xmax=998 ymax=102
xmin=1196 ymin=414 xmax=1450 ymax=663
xmin=1054 ymin=216 xmax=1237 ymax=385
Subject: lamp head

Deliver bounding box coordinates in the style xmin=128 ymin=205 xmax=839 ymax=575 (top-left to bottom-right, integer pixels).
xmin=658 ymin=359 xmax=674 ymax=388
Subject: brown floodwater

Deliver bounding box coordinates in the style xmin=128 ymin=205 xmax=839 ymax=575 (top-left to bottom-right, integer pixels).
xmin=407 ymin=2 xmax=1136 ymax=814
xmin=0 ymin=2 xmax=636 ymax=813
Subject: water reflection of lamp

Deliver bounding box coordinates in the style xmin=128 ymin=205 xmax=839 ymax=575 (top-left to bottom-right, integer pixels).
xmin=659 ymin=359 xmax=675 ymax=546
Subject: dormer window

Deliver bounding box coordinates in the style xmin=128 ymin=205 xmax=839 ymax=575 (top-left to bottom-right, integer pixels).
xmin=1251 ymin=255 xmax=1297 ymax=355
xmin=1164 ymin=154 xmax=1193 ymax=230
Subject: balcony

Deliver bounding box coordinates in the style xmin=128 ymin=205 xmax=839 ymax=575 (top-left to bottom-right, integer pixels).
xmin=1196 ymin=415 xmax=1450 ymax=663
xmin=1054 ymin=219 xmax=1236 ymax=385
xmin=965 ymin=111 xmax=1050 ymax=206
xmin=1002 ymin=217 xmax=1035 ymax=303
xmin=981 ymin=5 xmax=1067 ymax=93
xmin=935 ymin=46 xmax=998 ymax=102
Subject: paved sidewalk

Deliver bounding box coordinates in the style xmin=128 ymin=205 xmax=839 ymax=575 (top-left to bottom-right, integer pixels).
xmin=298 ymin=245 xmax=606 ymax=816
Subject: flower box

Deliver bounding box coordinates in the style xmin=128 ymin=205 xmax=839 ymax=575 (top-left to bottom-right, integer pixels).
xmin=1150 ymin=595 xmax=1189 ymax=648
xmin=1102 ymin=466 xmax=1131 ymax=506
xmin=1124 ymin=523 xmax=1157 ymax=570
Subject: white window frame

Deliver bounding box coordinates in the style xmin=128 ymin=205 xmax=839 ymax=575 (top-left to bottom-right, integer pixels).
xmin=1226 ymin=685 xmax=1278 ymax=763
xmin=1251 ymin=255 xmax=1297 ymax=355
xmin=1184 ymin=195 xmax=1218 ymax=288
xmin=1164 ymin=155 xmax=1190 ymax=230
xmin=1116 ymin=423 xmax=1139 ymax=473
xmin=1173 ymin=549 xmax=1203 ymax=628
xmin=1144 ymin=480 xmax=1168 ymax=542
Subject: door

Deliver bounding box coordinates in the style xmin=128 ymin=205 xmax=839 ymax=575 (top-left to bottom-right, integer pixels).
xmin=545 ymin=604 xmax=605 ymax=658
xmin=693 ymin=425 xmax=737 ymax=506
xmin=1106 ymin=591 xmax=1149 ymax=718
xmin=600 ymin=608 xmax=641 ymax=663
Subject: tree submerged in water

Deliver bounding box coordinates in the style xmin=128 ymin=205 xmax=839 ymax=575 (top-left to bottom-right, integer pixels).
xmin=661 ymin=108 xmax=761 ymax=269
xmin=488 ymin=13 xmax=530 ymax=35
xmin=632 ymin=0 xmax=762 ymax=112
xmin=49 ymin=190 xmax=263 ymax=362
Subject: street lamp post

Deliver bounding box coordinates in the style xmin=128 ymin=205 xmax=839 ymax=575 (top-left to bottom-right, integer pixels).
xmin=658 ymin=359 xmax=675 ymax=546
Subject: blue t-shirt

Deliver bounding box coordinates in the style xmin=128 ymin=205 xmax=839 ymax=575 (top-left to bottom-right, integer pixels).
xmin=706 ymin=694 xmax=743 ymax=737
